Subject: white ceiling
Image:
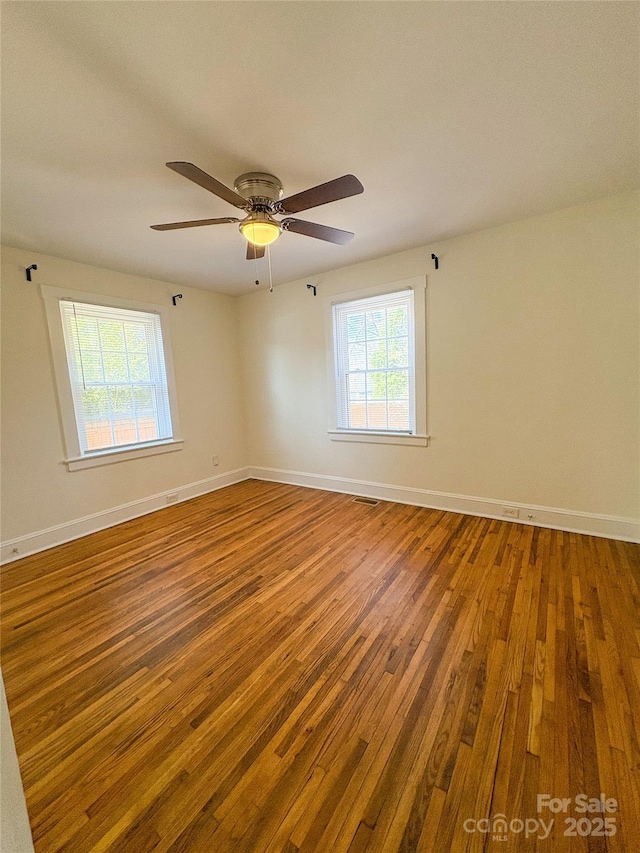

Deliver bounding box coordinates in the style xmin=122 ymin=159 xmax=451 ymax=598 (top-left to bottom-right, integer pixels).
xmin=2 ymin=2 xmax=638 ymax=295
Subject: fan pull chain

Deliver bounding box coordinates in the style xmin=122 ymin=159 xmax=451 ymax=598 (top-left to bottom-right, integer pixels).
xmin=267 ymin=244 xmax=273 ymax=293
xmin=253 ymin=245 xmax=259 ymax=285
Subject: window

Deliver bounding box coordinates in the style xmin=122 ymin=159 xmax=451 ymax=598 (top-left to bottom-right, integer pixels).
xmin=42 ymin=287 xmax=182 ymax=470
xmin=60 ymin=300 xmax=173 ymax=453
xmin=328 ymin=278 xmax=427 ymax=446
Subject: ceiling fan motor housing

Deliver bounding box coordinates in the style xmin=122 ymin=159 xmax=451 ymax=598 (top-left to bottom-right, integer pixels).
xmin=234 ymin=173 xmax=284 ymax=208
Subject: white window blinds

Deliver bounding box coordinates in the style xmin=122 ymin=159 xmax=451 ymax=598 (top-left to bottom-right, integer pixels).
xmin=59 ymin=300 xmax=173 ymax=454
xmin=333 ymin=289 xmax=415 ymax=433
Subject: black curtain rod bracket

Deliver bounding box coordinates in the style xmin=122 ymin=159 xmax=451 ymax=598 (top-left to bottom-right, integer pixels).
xmin=431 ymin=254 xmax=439 ymax=270
xmin=25 ymin=264 xmax=38 ymax=282
xmin=171 ymin=294 xmax=183 ymax=306
xmin=306 ymin=284 xmax=317 ymax=296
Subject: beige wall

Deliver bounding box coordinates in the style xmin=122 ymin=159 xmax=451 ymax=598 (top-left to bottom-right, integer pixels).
xmin=238 ymin=192 xmax=640 ymax=520
xmin=1 ymin=246 xmax=246 ymax=541
xmin=0 ymin=671 xmax=34 ymax=852
xmin=1 ymin=193 xmax=638 ymax=547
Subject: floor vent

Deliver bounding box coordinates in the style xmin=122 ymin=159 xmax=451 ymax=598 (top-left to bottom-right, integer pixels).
xmin=353 ymin=497 xmax=380 ymax=506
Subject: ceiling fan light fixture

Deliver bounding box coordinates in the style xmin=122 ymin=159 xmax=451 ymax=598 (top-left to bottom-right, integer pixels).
xmin=240 ymin=213 xmax=281 ymax=247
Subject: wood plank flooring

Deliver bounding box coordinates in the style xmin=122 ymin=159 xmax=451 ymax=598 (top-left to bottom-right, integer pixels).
xmin=2 ymin=479 xmax=640 ymax=852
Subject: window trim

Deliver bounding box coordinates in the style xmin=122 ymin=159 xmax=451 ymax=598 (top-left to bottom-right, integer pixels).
xmin=41 ymin=285 xmax=183 ymax=470
xmin=325 ymin=276 xmax=428 ymax=446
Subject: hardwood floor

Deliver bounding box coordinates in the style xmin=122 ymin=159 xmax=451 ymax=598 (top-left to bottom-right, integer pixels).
xmin=2 ymin=479 xmax=639 ymax=852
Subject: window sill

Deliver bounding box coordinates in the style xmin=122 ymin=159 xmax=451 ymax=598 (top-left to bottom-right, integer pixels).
xmin=328 ymin=430 xmax=429 ymax=447
xmin=65 ymin=439 xmax=184 ymax=471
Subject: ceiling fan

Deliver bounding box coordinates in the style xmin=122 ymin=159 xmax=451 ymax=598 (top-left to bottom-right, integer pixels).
xmin=151 ymin=162 xmax=364 ymax=259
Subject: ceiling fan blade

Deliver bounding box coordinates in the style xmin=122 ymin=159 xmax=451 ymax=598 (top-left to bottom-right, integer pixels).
xmin=166 ymin=162 xmax=248 ymax=209
xmin=246 ymin=243 xmax=265 ymax=260
xmin=282 ymin=218 xmax=354 ymax=244
xmin=278 ymin=175 xmax=363 ymax=215
xmin=151 ymin=217 xmax=239 ymax=231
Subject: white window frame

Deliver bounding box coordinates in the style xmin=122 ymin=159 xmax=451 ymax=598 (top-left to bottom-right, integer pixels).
xmin=326 ymin=276 xmax=428 ymax=446
xmin=41 ymin=285 xmax=183 ymax=471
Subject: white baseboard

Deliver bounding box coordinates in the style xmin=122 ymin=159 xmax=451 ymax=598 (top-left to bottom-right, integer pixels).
xmin=247 ymin=466 xmax=640 ymax=543
xmin=0 ymin=468 xmax=251 ymax=564
xmin=3 ymin=465 xmax=637 ymax=564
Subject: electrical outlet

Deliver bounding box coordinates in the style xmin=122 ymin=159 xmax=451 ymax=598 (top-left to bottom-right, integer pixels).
xmin=212 ymin=455 xmax=219 ymax=467
xmin=502 ymin=506 xmax=520 ymax=519
xmin=166 ymin=493 xmax=179 ymax=504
